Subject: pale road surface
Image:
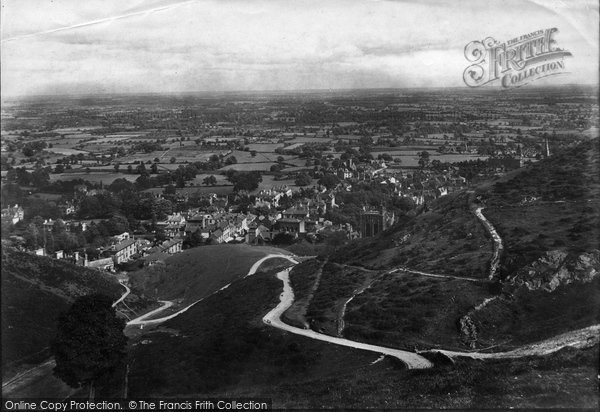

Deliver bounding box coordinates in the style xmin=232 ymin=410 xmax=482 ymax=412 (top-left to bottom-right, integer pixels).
xmin=127 ymin=300 xmax=175 ymax=325
xmin=389 ymin=267 xmax=482 ymax=282
xmin=112 ymin=280 xmax=131 ymax=307
xmin=427 ymin=324 xmax=600 ymax=360
xmin=127 ymin=253 xmax=299 ymax=326
xmin=2 ymin=359 xmax=55 ymax=391
xmin=262 ymin=268 xmax=434 ymax=369
xmin=474 ymin=206 xmax=504 ymax=280
xmin=337 ymin=278 xmax=379 ymax=336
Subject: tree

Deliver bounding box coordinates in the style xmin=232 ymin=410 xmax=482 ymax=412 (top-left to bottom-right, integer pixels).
xmin=52 ymin=294 xmax=127 ymax=399
xmin=418 ymin=151 xmax=430 ymax=169
xmin=113 ymin=163 xmax=120 ymax=172
xmin=250 ymin=150 xmax=257 ymax=157
xmin=176 ymin=175 xmax=185 ymax=188
xmin=52 ymin=219 xmax=67 ymax=235
xmin=54 ymin=164 xmax=65 ymax=174
xmin=228 ymin=171 xmax=262 ymax=192
xmin=164 ymin=184 xmax=177 ymax=195
xmin=294 ymin=173 xmax=311 ymax=187
xmin=272 ymin=232 xmax=295 ymax=245
xmin=318 ymin=173 xmax=339 ymax=190
xmin=225 ymin=156 xmax=237 ymax=165
xmin=31 ymin=167 xmax=50 ymax=187
xmin=377 ymin=153 xmax=393 ymax=162
xmin=24 ymin=223 xmax=41 ymax=249
xmin=22 ymin=146 xmax=34 ymax=157
xmin=136 ymin=162 xmax=147 ymax=175
xmin=202 ymin=175 xmax=217 ymax=186
xmin=170 ymin=157 xmax=177 ymax=164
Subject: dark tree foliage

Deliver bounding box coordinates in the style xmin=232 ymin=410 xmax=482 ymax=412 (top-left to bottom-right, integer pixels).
xmin=317 ymin=173 xmax=339 ymax=190
xmin=226 ymin=171 xmax=263 ymax=192
xmin=52 ymin=294 xmax=127 ymax=395
xmin=294 ymin=172 xmax=312 ymax=187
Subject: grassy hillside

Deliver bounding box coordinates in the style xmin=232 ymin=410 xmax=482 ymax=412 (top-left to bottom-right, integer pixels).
xmin=344 ymin=272 xmax=492 ymax=351
xmin=128 ymin=244 xmax=291 ymax=304
xmin=127 ymin=262 xmax=598 ymax=408
xmin=332 ymin=140 xmax=599 ymax=279
xmin=482 ymin=140 xmax=600 ymax=280
xmin=325 ymin=141 xmax=600 ymax=350
xmin=234 ymin=345 xmax=598 ymax=409
xmin=128 ymin=267 xmax=379 ymax=397
xmin=471 ymin=276 xmax=600 ymax=347
xmin=1 ymin=248 xmax=122 ymax=372
xmin=330 ymin=190 xmax=492 ymax=279
xmin=305 ymin=262 xmax=374 ymax=335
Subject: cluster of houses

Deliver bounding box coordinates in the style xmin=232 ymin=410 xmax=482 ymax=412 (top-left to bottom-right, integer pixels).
xmin=148 ymin=186 xmax=353 ymax=246
xmin=34 ymin=231 xmax=184 ymax=271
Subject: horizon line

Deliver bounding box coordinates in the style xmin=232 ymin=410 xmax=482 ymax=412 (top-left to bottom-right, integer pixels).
xmin=2 ymin=82 xmax=599 ymax=101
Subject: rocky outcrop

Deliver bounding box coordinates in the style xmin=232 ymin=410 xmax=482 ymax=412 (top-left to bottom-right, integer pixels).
xmin=510 ymin=250 xmax=600 ymax=292
xmin=457 ymin=250 xmax=598 ymax=348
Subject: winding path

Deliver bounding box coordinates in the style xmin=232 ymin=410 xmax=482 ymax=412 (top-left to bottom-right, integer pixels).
xmin=337 ymin=277 xmax=379 ymax=336
xmin=127 ymin=253 xmax=298 ymax=326
xmin=389 ymin=267 xmax=482 ymax=282
xmin=112 ymin=280 xmax=131 ymax=308
xmin=425 ymin=324 xmax=600 ymax=360
xmin=474 ymin=206 xmax=503 ymax=280
xmin=263 ymin=269 xmax=434 ymax=369
xmin=119 ymin=251 xmax=599 ymax=371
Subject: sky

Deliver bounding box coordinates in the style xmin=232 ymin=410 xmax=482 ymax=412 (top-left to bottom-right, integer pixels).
xmin=1 ymin=0 xmax=598 ymax=97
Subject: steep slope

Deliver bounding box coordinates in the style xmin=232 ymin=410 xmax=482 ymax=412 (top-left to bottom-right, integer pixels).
xmin=325 ymin=140 xmax=599 ymax=351
xmin=1 ymin=248 xmax=122 ymax=373
xmin=330 ymin=190 xmax=492 ymax=279
xmin=128 ymin=268 xmax=381 ymax=397
xmin=127 ymin=261 xmax=598 ymax=408
xmin=128 ymin=244 xmax=292 ymax=304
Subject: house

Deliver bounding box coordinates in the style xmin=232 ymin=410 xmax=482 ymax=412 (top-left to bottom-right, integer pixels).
xmin=254 ymin=186 xmax=293 ymax=208
xmin=157 ymin=213 xmax=186 ymax=238
xmin=1 ymin=204 xmax=24 ymax=225
xmin=185 ymin=213 xmax=213 ymax=234
xmin=58 ymin=202 xmax=76 ymax=216
xmin=210 ymin=229 xmax=225 ymax=244
xmin=247 ymin=223 xmax=274 ymax=244
xmin=43 ymin=219 xmax=57 ymax=232
xmin=277 ymin=218 xmax=305 ymax=234
xmin=282 ymin=206 xmax=310 ymax=220
xmin=86 ymin=257 xmax=115 ymax=271
xmin=112 ymin=238 xmax=137 ymax=264
xmin=159 ymin=238 xmax=183 ymax=254
xmin=336 ymin=168 xmax=353 ymax=180
xmin=113 ymin=232 xmax=130 ymax=242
